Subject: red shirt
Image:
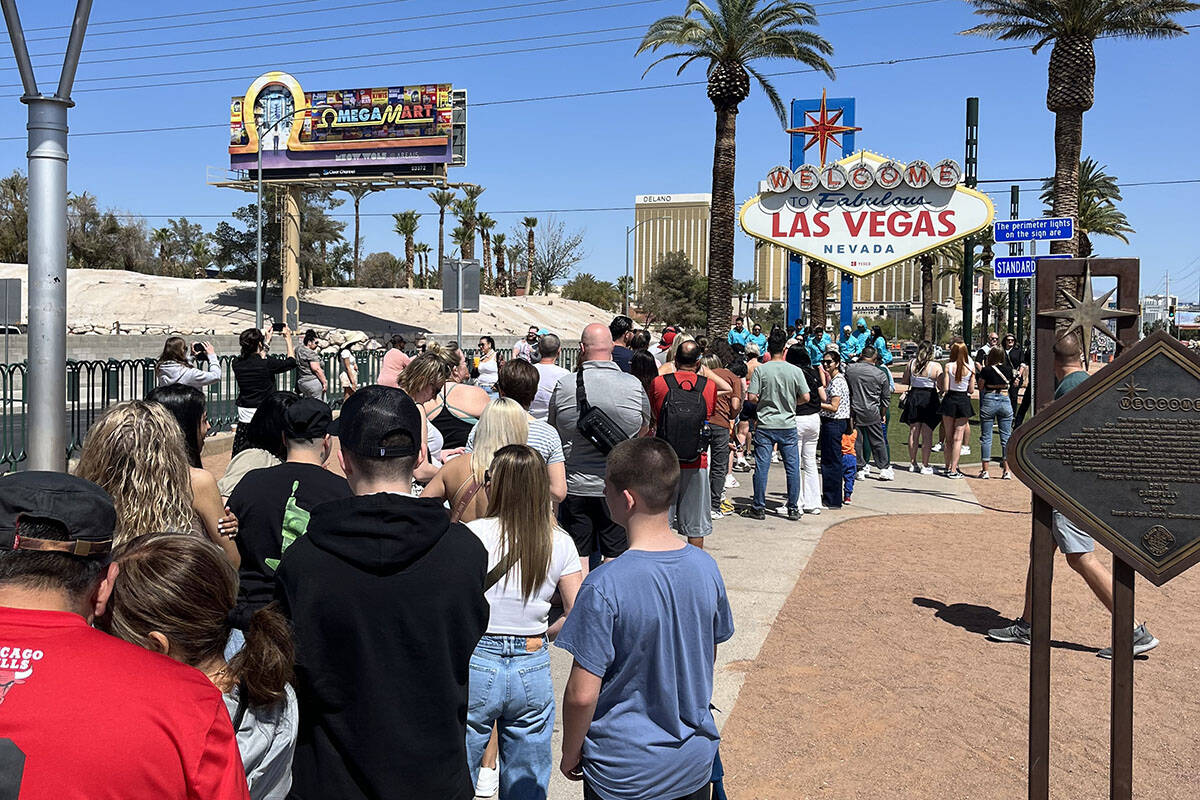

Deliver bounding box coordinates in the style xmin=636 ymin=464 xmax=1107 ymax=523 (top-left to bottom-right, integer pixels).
xmin=0 ymin=607 xmax=250 ymax=800
xmin=650 ymin=371 xmax=718 ymax=469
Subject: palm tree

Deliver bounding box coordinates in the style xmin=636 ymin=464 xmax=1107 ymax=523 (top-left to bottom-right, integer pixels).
xmin=638 ymin=0 xmax=835 ymax=339
xmin=476 ymin=212 xmax=497 ymax=294
xmin=1038 ymin=157 xmax=1134 ymax=257
xmin=936 ymin=238 xmax=992 ymax=340
xmin=988 ymin=290 xmax=1009 ymax=335
xmin=428 ymin=189 xmax=457 ymax=278
xmin=414 ymin=242 xmax=432 ymax=287
xmin=732 ymin=278 xmax=758 ymax=318
xmin=452 ymin=198 xmax=478 ymax=260
xmin=346 ymin=186 xmax=376 ymax=281
xmin=962 ymin=0 xmax=1196 ymax=306
xmin=807 ymin=261 xmax=827 ymax=328
xmin=522 ymin=217 xmax=537 ymax=295
xmin=151 ymin=227 xmax=171 ymax=274
xmin=392 ymin=210 xmax=419 ymax=290
xmin=450 ymin=225 xmax=472 ymax=259
xmin=492 ymin=232 xmax=508 ymax=296
xmin=918 ymin=252 xmax=936 ymax=341
xmin=507 ymin=244 xmax=524 ymax=295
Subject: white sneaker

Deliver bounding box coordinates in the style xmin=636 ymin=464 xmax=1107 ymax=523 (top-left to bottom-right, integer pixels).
xmin=771 ymin=451 xmax=782 ymax=463
xmin=724 ymin=474 xmax=740 ymax=489
xmin=931 ymin=443 xmax=944 ymax=453
xmin=920 ymin=465 xmax=934 ymax=475
xmin=878 ymin=467 xmax=895 ymax=481
xmin=710 ymin=509 xmax=728 ymax=520
xmin=804 ymin=507 xmax=821 ymax=515
xmin=960 ymin=445 xmax=971 ymax=456
xmin=475 ymin=766 xmax=498 ymax=798
xmin=858 ymin=465 xmax=872 ymax=479
xmin=910 ymin=462 xmax=920 ymax=472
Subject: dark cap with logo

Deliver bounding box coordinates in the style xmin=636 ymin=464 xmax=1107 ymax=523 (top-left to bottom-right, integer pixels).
xmin=284 ymin=398 xmax=333 ymax=440
xmin=329 ymin=384 xmax=422 ymax=458
xmin=0 ymin=472 xmax=116 ymax=558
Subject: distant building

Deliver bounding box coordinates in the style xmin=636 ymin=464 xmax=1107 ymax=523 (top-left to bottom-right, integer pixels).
xmin=1141 ymin=293 xmax=1178 ymax=326
xmin=632 ymin=194 xmax=711 ymax=295
xmin=751 ymin=242 xmax=961 ymax=309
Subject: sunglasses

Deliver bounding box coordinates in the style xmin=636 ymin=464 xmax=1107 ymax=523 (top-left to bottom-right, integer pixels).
xmin=821 ymin=359 xmax=835 ymax=365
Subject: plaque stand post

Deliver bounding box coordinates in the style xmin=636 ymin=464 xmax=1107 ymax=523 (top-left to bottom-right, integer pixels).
xmin=1022 ymin=258 xmax=1141 ymax=800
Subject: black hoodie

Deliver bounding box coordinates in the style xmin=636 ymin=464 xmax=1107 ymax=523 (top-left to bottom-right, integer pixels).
xmin=275 ymin=492 xmax=488 ymax=800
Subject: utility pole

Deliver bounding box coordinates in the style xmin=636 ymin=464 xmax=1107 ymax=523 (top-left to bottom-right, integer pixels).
xmin=1009 ymin=184 xmax=1021 ymax=335
xmin=961 ymin=97 xmax=979 ymax=350
xmin=1165 ymin=271 xmax=1171 ymax=337
xmin=3 ymin=0 xmax=93 ymax=471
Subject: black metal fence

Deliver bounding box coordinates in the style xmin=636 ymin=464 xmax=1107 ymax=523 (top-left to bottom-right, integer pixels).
xmin=0 ymin=345 xmax=582 ymax=471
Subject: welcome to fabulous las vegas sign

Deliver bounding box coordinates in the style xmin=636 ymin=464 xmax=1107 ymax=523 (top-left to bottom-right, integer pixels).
xmin=739 ymin=150 xmax=995 ymax=278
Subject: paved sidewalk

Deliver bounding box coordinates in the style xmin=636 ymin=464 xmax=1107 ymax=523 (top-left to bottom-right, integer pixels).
xmin=543 ymin=463 xmax=981 ymax=799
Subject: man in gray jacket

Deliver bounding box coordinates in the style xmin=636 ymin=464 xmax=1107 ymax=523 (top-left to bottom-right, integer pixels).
xmin=844 ymin=346 xmax=894 ymax=481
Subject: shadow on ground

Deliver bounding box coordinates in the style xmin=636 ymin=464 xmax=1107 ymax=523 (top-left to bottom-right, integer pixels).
xmin=912 ymin=597 xmax=1099 ymax=654
xmin=208 ymin=286 xmax=427 ymax=337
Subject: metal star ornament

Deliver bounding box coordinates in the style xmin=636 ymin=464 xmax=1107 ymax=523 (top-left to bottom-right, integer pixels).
xmin=786 ymin=88 xmax=861 ymax=168
xmin=1038 ymin=264 xmax=1139 ymax=356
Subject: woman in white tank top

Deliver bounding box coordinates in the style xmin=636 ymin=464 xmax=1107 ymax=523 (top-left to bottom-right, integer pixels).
xmin=938 ymin=342 xmax=976 ymax=479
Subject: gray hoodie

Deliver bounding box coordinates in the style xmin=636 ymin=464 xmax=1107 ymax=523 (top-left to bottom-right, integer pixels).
xmin=156 ymin=357 xmax=221 ymax=390
xmin=844 ymin=360 xmax=892 ymax=425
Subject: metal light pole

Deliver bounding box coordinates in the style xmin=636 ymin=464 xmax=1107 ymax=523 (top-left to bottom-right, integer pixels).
xmin=3 ymin=0 xmax=91 ymax=471
xmin=255 ymin=104 xmax=330 ymax=328
xmin=623 ymin=216 xmax=672 ymax=316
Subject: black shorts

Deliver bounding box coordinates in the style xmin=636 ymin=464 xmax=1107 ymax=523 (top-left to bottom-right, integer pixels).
xmin=558 ymin=495 xmax=628 ymax=559
xmin=939 ymin=390 xmax=974 ymax=420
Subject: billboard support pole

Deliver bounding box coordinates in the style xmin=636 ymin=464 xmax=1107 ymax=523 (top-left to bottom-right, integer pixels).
xmin=282 ymin=187 xmax=301 ymax=332
xmin=456 ymin=259 xmax=464 ymax=346
xmin=962 ymin=97 xmax=979 ymax=351
xmin=3 ymin=0 xmax=92 ymax=471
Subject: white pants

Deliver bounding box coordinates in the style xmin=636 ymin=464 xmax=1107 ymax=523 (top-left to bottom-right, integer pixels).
xmin=795 ymin=413 xmax=822 ymax=511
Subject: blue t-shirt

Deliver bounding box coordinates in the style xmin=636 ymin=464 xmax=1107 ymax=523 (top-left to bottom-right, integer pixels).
xmin=747 ymin=332 xmax=767 ymax=353
xmin=556 ymin=545 xmax=734 ymax=800
xmin=727 ymin=328 xmax=750 ymax=348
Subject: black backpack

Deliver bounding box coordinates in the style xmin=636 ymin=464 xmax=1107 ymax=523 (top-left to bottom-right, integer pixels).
xmin=656 ymin=373 xmax=711 ymax=462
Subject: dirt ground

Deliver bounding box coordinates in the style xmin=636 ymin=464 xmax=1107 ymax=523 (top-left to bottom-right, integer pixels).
xmin=720 ymin=478 xmax=1200 ymax=799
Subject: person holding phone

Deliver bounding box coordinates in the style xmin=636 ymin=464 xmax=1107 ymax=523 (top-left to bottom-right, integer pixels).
xmin=232 ymin=326 xmax=297 ymax=455
xmin=156 ymin=336 xmax=221 ymax=390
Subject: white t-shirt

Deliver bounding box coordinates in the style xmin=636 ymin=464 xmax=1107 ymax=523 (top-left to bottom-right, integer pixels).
xmin=531 ymin=363 xmax=570 ymax=419
xmin=465 ymin=517 xmax=581 ymax=635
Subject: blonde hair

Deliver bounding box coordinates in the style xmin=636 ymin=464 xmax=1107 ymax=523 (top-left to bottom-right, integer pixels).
xmin=471 ymin=398 xmax=528 ymax=486
xmin=485 ymin=444 xmax=554 ymax=601
xmin=398 ymin=345 xmax=458 ymax=397
xmin=76 ymin=401 xmax=194 ymax=547
xmin=949 ymin=341 xmax=970 ymax=382
xmin=665 ymin=333 xmax=695 ymax=365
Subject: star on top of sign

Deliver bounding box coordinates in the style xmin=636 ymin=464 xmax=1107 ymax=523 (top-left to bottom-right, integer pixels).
xmin=786 ymin=88 xmax=861 ymax=168
xmin=1039 ymin=264 xmax=1139 ymax=356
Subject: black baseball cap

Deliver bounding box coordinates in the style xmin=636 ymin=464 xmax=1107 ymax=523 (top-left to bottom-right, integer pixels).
xmin=0 ymin=472 xmax=116 ymax=558
xmin=284 ymin=398 xmax=333 ymax=440
xmin=328 ymin=385 xmax=422 ymax=458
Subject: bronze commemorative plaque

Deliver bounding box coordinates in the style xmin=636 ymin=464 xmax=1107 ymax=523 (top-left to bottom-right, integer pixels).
xmin=1009 ymin=331 xmax=1200 ymax=585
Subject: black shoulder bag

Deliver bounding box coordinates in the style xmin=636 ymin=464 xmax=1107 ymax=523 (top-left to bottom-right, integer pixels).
xmin=575 ymin=369 xmax=631 ymax=456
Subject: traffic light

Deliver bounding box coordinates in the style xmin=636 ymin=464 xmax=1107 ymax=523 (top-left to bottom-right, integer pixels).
xmin=1169 ymin=303 xmax=1177 ymax=321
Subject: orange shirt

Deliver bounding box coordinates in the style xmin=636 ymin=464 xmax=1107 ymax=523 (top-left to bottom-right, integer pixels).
xmin=841 ymin=428 xmax=857 ymax=456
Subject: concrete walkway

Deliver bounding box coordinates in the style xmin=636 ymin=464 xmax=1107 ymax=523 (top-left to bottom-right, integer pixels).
xmin=542 ymin=463 xmax=982 ymax=799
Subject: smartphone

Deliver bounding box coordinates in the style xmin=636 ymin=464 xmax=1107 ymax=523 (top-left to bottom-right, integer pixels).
xmin=271 ymin=322 xmax=285 ymax=332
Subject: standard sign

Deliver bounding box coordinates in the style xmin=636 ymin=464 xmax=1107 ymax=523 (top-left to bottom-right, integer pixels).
xmin=992 ymin=217 xmax=1074 ymax=243
xmin=993 ymin=253 xmax=1070 ymax=279
xmin=739 ymin=151 xmax=994 ymax=278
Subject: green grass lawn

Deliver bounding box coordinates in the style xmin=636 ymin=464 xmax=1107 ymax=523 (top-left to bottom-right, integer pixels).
xmin=879 ymin=394 xmax=999 ymax=468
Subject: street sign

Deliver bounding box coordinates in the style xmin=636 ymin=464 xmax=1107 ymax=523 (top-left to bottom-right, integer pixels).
xmin=993 ymin=254 xmax=1070 ymax=279
xmin=992 ymin=217 xmax=1073 ymax=243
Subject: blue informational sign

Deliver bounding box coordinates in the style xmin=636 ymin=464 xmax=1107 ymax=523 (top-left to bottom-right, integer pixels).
xmin=993 ymin=217 xmax=1074 ymax=243
xmin=992 ymin=254 xmax=1070 ymax=279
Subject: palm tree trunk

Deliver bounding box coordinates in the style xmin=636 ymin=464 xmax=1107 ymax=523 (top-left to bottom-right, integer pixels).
xmin=353 ymin=194 xmax=362 ymax=281
xmin=481 ymin=231 xmax=493 ymax=294
xmin=437 ymin=210 xmax=446 ymax=286
xmin=405 ymin=235 xmax=414 ymax=290
xmin=1050 ymin=108 xmax=1083 ymax=306
xmin=920 ymin=255 xmax=934 ymax=341
xmin=980 ymin=276 xmax=990 ymax=339
xmin=525 ymin=230 xmax=534 ymax=295
xmin=705 ymin=104 xmax=737 ymax=339
xmin=808 ymin=260 xmax=827 ymax=329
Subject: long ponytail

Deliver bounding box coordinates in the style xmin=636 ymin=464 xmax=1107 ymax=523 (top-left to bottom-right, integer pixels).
xmin=230 ymin=603 xmax=294 ymax=707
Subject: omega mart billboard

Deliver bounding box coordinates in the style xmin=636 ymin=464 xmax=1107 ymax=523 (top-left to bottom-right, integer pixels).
xmin=739 ymin=151 xmax=995 ymax=277
xmin=229 ymin=71 xmax=455 ymax=177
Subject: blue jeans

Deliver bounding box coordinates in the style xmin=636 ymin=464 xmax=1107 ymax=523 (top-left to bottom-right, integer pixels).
xmin=842 ymin=453 xmax=857 ymax=499
xmin=466 ymin=635 xmax=554 ymax=800
xmin=752 ymin=426 xmax=800 ymax=512
xmin=979 ymin=392 xmax=1014 ymax=463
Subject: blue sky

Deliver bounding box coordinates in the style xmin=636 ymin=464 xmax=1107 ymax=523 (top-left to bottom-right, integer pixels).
xmin=3 ymin=0 xmax=1198 ymax=303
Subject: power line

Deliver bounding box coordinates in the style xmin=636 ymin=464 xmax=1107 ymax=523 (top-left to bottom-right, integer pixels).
xmin=68 ymin=179 xmax=1200 ymax=220
xmin=11 ymin=23 xmax=650 ymax=89
xmin=13 ymin=0 xmax=880 ymax=69
xmin=21 ymin=0 xmax=667 ymax=62
xmin=22 ymin=0 xmax=377 ymax=33
xmin=24 ymin=0 xmax=413 ymax=41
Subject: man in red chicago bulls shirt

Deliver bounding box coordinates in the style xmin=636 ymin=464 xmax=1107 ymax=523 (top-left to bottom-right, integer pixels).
xmin=0 ymin=472 xmax=249 ymax=800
